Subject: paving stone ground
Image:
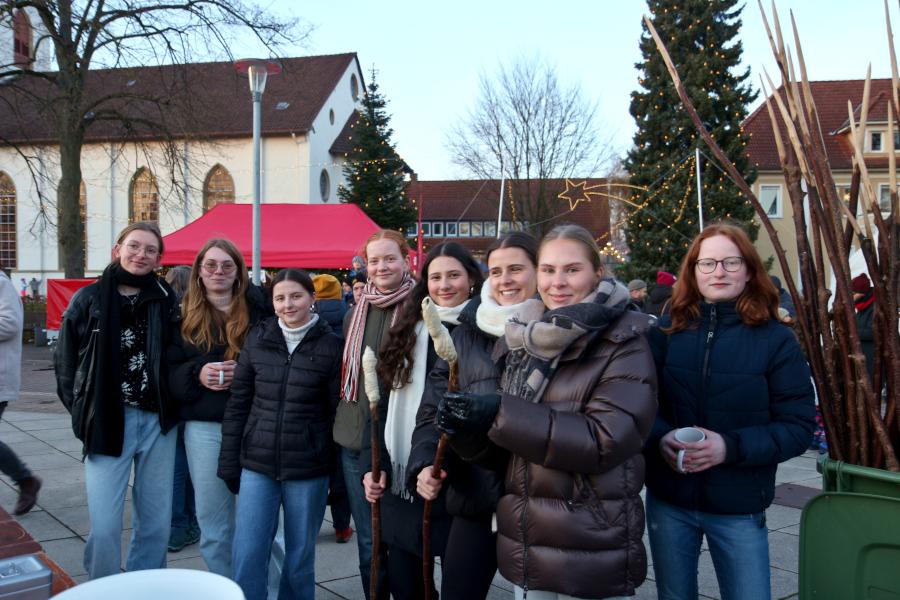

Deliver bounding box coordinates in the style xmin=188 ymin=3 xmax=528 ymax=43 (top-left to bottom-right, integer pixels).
xmin=4 ymin=344 xmax=815 ymax=599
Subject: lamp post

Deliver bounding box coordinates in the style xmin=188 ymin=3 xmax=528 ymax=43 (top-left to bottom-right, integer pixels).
xmin=235 ymin=58 xmax=281 ymax=285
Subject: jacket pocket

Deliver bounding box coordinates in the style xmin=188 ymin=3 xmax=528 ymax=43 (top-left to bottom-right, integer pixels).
xmin=575 ymin=473 xmax=611 ymax=528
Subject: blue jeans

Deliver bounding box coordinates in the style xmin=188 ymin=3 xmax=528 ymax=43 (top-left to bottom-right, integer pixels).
xmin=341 ymin=447 xmax=388 ymax=600
xmin=184 ymin=420 xmax=235 ymax=577
xmin=646 ymin=492 xmax=770 ymax=600
xmin=84 ymin=406 xmax=177 ymax=579
xmin=232 ymin=469 xmax=328 ymax=600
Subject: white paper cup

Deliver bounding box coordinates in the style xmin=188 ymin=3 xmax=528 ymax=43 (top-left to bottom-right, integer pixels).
xmin=675 ymin=427 xmax=706 ymax=473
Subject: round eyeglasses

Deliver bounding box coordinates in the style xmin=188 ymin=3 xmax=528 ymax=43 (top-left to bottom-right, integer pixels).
xmin=695 ymin=257 xmax=744 ymax=274
xmin=201 ymin=260 xmax=237 ymax=274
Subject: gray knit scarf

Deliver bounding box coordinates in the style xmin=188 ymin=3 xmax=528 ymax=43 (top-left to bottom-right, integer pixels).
xmin=500 ymin=278 xmax=630 ymax=403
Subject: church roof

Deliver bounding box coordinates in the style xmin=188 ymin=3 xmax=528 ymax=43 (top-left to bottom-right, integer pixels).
xmin=0 ymin=53 xmax=360 ymax=145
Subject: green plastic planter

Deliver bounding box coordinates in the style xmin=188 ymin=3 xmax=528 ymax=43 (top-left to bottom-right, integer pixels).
xmin=799 ymin=456 xmax=900 ymax=599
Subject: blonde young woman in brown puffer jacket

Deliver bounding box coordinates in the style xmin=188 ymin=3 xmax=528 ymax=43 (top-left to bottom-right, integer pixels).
xmin=437 ymin=224 xmax=657 ymax=600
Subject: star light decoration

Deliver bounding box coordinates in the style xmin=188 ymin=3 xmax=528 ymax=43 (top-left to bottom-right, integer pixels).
xmin=557 ymin=179 xmax=607 ymax=211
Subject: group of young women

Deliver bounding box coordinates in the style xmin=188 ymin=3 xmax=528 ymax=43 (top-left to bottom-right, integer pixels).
xmin=167 ymin=221 xmax=814 ymax=600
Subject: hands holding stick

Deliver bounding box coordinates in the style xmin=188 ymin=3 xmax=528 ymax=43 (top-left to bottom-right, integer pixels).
xmin=361 ymin=347 xmax=382 ymax=600
xmin=419 ymin=298 xmax=458 ymax=600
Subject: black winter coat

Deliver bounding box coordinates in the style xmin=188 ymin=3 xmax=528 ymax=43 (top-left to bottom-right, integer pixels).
xmin=645 ymin=302 xmax=816 ymax=515
xmin=856 ymin=294 xmax=876 ymax=381
xmin=644 ymin=283 xmax=673 ymax=317
xmin=406 ymin=298 xmax=508 ymax=517
xmin=55 ymin=279 xmax=178 ymax=456
xmin=168 ymin=285 xmax=272 ymax=423
xmin=218 ymin=316 xmax=342 ymax=482
xmin=315 ymin=298 xmax=348 ymax=343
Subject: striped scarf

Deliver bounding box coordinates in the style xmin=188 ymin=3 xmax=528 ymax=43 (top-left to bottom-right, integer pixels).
xmin=340 ymin=274 xmax=415 ymax=403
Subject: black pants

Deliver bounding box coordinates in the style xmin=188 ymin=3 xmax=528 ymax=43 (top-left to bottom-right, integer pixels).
xmin=0 ymin=403 xmax=31 ymax=483
xmin=328 ymin=443 xmax=352 ymax=530
xmin=441 ymin=514 xmax=497 ymax=600
xmin=388 ymin=544 xmax=437 ymax=600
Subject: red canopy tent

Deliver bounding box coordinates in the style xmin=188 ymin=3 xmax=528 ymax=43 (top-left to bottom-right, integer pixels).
xmin=161 ymin=203 xmax=380 ymax=268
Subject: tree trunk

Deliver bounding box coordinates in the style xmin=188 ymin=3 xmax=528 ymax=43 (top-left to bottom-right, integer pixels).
xmin=57 ymin=129 xmax=86 ymax=278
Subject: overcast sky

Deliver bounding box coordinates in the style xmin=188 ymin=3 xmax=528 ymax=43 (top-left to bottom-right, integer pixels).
xmin=268 ymin=1 xmax=894 ymax=180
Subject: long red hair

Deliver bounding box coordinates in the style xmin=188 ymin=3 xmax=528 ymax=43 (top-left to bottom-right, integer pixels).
xmin=667 ymin=223 xmax=779 ymax=333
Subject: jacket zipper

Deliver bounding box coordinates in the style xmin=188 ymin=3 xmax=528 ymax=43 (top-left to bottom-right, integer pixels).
xmin=520 ymin=460 xmax=529 ymax=598
xmin=699 ymin=303 xmax=717 ymax=424
xmin=275 ymin=346 xmax=294 ymax=481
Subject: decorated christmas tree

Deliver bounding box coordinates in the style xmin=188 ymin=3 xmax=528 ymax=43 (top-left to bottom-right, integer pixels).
xmin=620 ymin=0 xmax=757 ymax=282
xmin=338 ymin=72 xmax=416 ymax=233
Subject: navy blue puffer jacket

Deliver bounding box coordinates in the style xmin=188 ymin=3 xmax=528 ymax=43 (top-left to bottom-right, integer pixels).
xmin=644 ymin=301 xmax=815 ymax=515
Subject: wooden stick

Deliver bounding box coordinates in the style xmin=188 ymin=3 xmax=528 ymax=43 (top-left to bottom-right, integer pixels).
xmin=361 ymin=348 xmax=382 ymax=599
xmin=419 ymin=298 xmax=460 ymax=600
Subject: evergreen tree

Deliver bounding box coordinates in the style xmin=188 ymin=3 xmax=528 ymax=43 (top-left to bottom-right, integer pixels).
xmin=620 ymin=0 xmax=757 ymax=283
xmin=338 ymin=72 xmax=416 ymax=233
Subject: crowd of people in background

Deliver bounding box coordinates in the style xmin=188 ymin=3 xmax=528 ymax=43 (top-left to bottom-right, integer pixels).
xmin=0 ymin=216 xmax=833 ymax=599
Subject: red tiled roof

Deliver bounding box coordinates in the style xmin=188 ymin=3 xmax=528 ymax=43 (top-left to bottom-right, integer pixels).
xmin=408 ymin=178 xmax=611 ymax=246
xmin=744 ymin=78 xmax=894 ymax=172
xmin=0 ymin=53 xmax=359 ymax=144
xmin=330 ymin=111 xmax=362 ymax=155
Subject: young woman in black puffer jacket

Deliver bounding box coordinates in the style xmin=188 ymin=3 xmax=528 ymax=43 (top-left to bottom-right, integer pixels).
xmin=218 ymin=268 xmax=342 ymax=600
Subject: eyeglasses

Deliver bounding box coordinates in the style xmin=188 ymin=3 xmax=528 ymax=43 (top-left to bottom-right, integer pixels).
xmin=695 ymin=257 xmax=744 ymax=274
xmin=201 ymin=260 xmax=237 ymax=274
xmin=124 ymin=242 xmax=160 ymax=258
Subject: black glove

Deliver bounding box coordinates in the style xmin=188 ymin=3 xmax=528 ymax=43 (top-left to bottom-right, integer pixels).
xmin=436 ymin=392 xmax=501 ymax=437
xmin=224 ymin=477 xmax=240 ymax=495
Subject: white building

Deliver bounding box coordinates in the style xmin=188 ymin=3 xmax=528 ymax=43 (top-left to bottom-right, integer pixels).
xmin=0 ymin=23 xmax=365 ymax=286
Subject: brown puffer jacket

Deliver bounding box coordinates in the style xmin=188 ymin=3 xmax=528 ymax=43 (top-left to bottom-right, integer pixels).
xmin=488 ymin=310 xmax=657 ymax=599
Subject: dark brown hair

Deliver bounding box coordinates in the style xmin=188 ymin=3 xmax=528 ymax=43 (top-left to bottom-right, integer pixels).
xmin=485 ymin=231 xmax=539 ymax=267
xmin=378 ymin=242 xmax=482 ymax=389
xmin=667 ymin=223 xmax=779 ymax=332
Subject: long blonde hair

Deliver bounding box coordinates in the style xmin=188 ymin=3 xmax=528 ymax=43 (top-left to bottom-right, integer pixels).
xmin=180 ymin=239 xmax=251 ymax=360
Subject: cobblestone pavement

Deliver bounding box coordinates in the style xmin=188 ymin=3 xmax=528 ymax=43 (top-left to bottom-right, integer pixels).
xmin=2 ymin=344 xmax=814 ymax=599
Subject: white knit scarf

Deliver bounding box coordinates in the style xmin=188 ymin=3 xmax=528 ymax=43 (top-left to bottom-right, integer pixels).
xmin=384 ymin=300 xmax=468 ymax=500
xmin=475 ymin=279 xmax=546 ymax=337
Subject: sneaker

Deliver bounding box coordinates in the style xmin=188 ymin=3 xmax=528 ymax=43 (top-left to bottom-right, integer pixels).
xmin=335 ymin=527 xmax=353 ymax=544
xmin=185 ymin=521 xmax=201 ymax=546
xmin=13 ymin=476 xmax=41 ymax=516
xmin=168 ymin=528 xmax=193 ymax=553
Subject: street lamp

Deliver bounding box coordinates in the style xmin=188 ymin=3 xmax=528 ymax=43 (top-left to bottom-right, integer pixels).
xmin=234 ymin=58 xmax=281 ymax=285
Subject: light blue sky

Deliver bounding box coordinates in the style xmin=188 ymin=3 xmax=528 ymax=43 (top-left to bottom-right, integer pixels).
xmin=269 ymin=1 xmax=893 ymax=179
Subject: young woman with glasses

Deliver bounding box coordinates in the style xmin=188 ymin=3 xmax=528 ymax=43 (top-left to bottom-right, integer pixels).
xmin=643 ymin=223 xmax=815 ymax=600
xmin=167 ymin=238 xmax=271 ymax=577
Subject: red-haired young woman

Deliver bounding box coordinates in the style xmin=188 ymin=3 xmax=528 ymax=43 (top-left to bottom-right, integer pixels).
xmin=644 ymin=223 xmax=815 ymax=600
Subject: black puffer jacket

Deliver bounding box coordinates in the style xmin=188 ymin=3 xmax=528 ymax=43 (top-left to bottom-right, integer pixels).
xmin=55 ymin=279 xmax=179 ymax=456
xmin=168 ymin=286 xmax=271 ymax=423
xmin=407 ymin=298 xmax=508 ymax=517
xmin=217 ymin=316 xmax=342 ymax=481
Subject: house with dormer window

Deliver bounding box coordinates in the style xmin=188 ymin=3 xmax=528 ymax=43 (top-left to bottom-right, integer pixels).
xmin=745 ymin=78 xmax=895 ymax=284
xmin=0 ymin=49 xmax=366 ymax=284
